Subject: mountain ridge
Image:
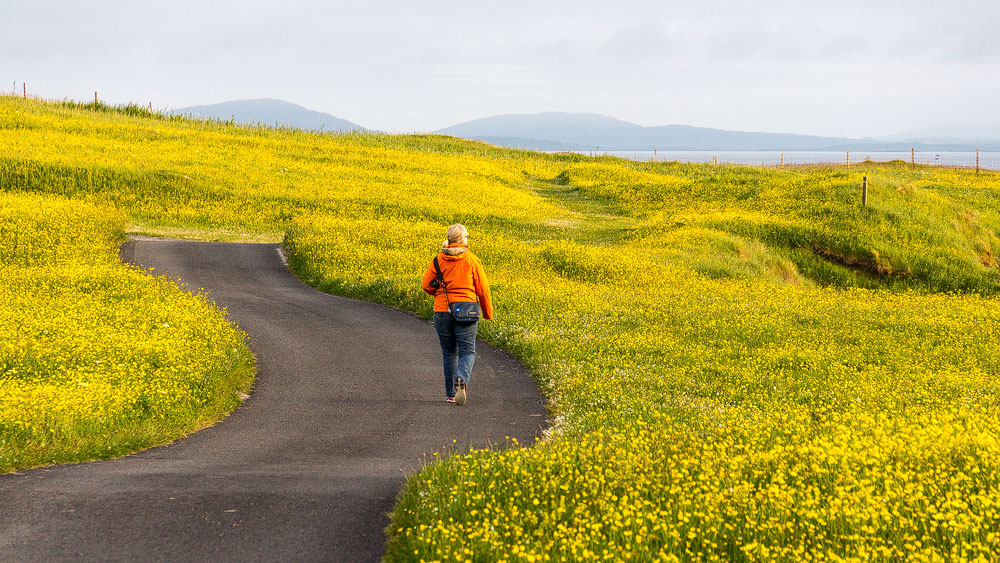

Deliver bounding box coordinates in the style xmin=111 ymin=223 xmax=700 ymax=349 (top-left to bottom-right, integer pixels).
xmin=169 ymin=98 xmax=369 ymax=133
xmin=165 ymin=100 xmax=1000 ymax=151
xmin=435 ymin=111 xmax=1000 ymax=151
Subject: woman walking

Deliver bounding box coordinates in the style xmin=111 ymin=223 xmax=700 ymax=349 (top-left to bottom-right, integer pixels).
xmin=421 ymin=224 xmax=493 ymax=406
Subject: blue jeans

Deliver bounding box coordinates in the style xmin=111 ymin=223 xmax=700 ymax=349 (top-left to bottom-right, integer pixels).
xmin=433 ymin=312 xmax=478 ymax=397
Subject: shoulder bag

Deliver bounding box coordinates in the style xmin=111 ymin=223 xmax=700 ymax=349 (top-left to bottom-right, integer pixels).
xmin=434 ymin=257 xmax=481 ymax=322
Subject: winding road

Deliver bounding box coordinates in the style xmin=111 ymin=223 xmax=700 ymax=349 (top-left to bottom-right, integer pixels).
xmin=0 ymin=239 xmax=547 ymax=562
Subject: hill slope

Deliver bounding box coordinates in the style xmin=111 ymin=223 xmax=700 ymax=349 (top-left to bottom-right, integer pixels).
xmin=436 ymin=111 xmax=988 ymax=151
xmin=879 ymin=123 xmax=1000 ymax=146
xmin=4 ymin=97 xmax=1000 ymax=561
xmin=170 ymin=98 xmax=369 ymax=132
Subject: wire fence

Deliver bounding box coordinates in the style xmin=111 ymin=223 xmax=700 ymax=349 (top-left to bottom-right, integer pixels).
xmin=601 ymin=150 xmax=1000 ymax=172
xmin=4 ymin=80 xmax=158 ymax=113
xmin=7 ymin=80 xmax=72 ymax=103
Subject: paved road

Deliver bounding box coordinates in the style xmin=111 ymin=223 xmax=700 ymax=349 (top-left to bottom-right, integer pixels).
xmin=0 ymin=240 xmax=547 ymax=562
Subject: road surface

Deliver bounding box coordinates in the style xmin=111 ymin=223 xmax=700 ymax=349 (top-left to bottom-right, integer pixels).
xmin=0 ymin=239 xmax=547 ymax=562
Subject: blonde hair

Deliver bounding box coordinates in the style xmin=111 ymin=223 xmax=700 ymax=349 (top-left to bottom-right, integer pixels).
xmin=443 ymin=224 xmax=468 ymax=248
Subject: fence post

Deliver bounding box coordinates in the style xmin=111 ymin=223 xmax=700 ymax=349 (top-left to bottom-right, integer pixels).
xmin=977 ymin=149 xmax=980 ymax=175
xmin=911 ymin=148 xmax=915 ymax=169
xmin=713 ymin=156 xmax=718 ymax=166
xmin=846 ymin=150 xmax=850 ymax=168
xmin=862 ymin=176 xmax=868 ymax=207
xmin=780 ymin=153 xmax=784 ymax=168
xmin=653 ymin=149 xmax=657 ymax=162
xmin=23 ymin=83 xmax=27 ymax=100
xmin=95 ymin=91 xmax=98 ymax=104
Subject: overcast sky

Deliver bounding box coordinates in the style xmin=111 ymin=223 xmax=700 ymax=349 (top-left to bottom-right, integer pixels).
xmin=2 ymin=0 xmax=998 ymax=136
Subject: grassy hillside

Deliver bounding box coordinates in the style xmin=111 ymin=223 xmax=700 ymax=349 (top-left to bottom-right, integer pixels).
xmin=3 ymin=96 xmax=1000 ymax=561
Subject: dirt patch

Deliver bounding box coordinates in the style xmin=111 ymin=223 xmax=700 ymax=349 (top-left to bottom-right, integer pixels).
xmin=810 ymin=244 xmax=912 ymax=278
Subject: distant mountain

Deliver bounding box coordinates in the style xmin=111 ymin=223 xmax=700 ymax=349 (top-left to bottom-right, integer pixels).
xmin=170 ymin=99 xmax=369 ymax=132
xmin=878 ymin=123 xmax=1000 ymax=147
xmin=435 ymin=112 xmax=994 ymax=151
xmin=471 ymin=136 xmax=594 ymax=151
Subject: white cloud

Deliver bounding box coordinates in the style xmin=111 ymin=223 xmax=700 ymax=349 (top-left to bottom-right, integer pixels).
xmin=432 ymin=64 xmax=550 ymax=86
xmin=2 ymin=0 xmax=998 ymax=134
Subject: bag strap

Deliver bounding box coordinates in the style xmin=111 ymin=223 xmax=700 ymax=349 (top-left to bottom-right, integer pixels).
xmin=433 ymin=256 xmax=452 ymax=306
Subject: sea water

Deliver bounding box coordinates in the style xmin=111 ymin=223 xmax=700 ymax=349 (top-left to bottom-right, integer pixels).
xmin=576 ymin=150 xmax=1000 ymax=171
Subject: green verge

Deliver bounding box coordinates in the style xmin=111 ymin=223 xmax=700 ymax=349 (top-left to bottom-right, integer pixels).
xmin=282 ymin=168 xmax=1000 ymax=561
xmin=4 ymin=97 xmax=1000 ymax=560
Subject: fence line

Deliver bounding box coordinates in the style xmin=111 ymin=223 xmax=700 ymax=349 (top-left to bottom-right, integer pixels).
xmin=6 ymin=81 xmax=86 ymax=104
xmin=5 ymin=80 xmax=999 ymax=173
xmin=3 ymin=80 xmax=157 ymax=113
xmin=593 ymin=150 xmax=1000 ymax=172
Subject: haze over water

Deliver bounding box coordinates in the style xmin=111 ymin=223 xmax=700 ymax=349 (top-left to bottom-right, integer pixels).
xmin=589 ymin=151 xmax=1000 ymax=171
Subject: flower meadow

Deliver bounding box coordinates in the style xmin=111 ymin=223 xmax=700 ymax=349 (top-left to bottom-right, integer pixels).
xmin=4 ymin=96 xmax=1000 ymax=561
xmin=0 ymin=190 xmax=254 ymax=471
xmin=289 ymin=209 xmax=1000 ymax=562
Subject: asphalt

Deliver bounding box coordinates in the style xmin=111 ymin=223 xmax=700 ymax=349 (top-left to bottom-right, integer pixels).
xmin=0 ymin=239 xmax=548 ymax=562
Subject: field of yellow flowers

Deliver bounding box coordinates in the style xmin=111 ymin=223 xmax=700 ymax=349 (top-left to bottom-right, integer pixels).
xmin=3 ymin=96 xmax=1000 ymax=561
xmin=0 ymin=189 xmax=254 ymax=471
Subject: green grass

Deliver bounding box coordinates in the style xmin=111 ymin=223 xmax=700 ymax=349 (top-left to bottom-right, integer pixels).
xmin=4 ymin=96 xmax=1000 ymax=560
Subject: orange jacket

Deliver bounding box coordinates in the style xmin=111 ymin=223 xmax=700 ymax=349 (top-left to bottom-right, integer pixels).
xmin=421 ymin=243 xmax=493 ymax=319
